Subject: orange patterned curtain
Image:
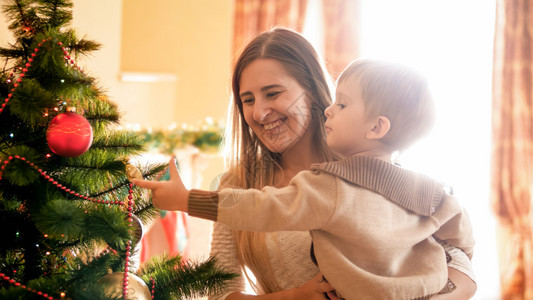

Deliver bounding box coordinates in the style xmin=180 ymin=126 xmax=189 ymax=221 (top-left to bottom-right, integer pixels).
xmin=232 ymin=0 xmax=309 ymax=61
xmin=491 ymin=0 xmax=533 ymax=299
xmin=321 ymin=0 xmax=360 ymax=79
xmin=232 ymin=0 xmax=360 ymax=79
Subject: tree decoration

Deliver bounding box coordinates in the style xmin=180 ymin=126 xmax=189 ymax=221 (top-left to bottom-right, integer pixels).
xmin=0 ymin=273 xmax=60 ymax=300
xmin=138 ymin=119 xmax=223 ymax=155
xmin=126 ymin=163 xmax=143 ymax=182
xmin=129 ymin=214 xmax=144 ymax=273
xmin=46 ymin=107 xmax=93 ymax=157
xmin=99 ymin=272 xmax=151 ymax=300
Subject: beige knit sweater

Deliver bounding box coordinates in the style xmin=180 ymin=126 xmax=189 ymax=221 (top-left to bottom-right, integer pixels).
xmin=190 ymin=156 xmax=475 ymax=300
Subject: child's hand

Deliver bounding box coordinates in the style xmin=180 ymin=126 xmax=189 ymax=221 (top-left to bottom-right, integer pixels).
xmin=133 ymin=157 xmax=190 ymax=212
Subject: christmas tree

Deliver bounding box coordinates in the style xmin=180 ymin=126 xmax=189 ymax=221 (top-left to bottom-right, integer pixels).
xmin=0 ymin=0 xmax=235 ymax=299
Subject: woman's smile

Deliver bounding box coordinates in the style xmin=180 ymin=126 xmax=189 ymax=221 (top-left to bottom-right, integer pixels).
xmin=263 ymin=119 xmax=284 ymax=131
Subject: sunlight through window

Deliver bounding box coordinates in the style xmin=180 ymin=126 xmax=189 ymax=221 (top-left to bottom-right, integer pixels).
xmin=359 ymin=1 xmax=499 ymax=299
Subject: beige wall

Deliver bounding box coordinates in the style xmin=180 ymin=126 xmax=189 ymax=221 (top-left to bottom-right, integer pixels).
xmin=120 ymin=0 xmax=234 ymax=128
xmin=0 ymin=1 xmax=13 ymax=50
xmin=1 ymin=0 xmax=233 ymax=129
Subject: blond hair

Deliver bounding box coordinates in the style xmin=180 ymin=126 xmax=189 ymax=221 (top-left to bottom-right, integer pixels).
xmin=338 ymin=59 xmax=436 ymax=152
xmin=222 ymin=28 xmax=334 ymax=293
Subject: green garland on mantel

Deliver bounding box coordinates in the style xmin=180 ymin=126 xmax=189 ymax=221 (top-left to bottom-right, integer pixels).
xmin=137 ymin=121 xmax=223 ymax=155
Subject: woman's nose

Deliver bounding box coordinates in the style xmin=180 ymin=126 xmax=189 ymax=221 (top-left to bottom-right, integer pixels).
xmin=253 ymin=100 xmax=272 ymax=121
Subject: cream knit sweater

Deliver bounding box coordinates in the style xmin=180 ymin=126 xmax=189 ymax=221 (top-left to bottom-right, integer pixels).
xmin=208 ymin=224 xmax=318 ymax=299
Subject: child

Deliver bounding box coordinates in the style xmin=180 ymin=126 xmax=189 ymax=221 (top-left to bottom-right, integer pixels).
xmin=134 ymin=58 xmax=475 ymax=299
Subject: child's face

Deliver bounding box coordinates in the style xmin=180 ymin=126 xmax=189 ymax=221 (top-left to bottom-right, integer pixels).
xmin=324 ymin=78 xmax=374 ymax=157
xmin=239 ymin=58 xmax=312 ymax=154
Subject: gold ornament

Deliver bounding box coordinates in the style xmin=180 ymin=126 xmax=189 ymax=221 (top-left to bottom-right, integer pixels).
xmin=99 ymin=272 xmax=151 ymax=300
xmin=130 ymin=214 xmax=144 ymax=245
xmin=129 ymin=215 xmax=144 ymax=273
xmin=126 ymin=163 xmax=143 ymax=182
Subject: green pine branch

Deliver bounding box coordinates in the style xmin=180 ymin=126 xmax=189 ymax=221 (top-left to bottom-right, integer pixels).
xmin=139 ymin=255 xmax=239 ymax=300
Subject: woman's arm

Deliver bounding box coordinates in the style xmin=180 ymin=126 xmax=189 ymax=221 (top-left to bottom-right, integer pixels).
xmin=208 ymin=222 xmax=246 ymax=300
xmin=224 ymin=273 xmax=336 ymax=300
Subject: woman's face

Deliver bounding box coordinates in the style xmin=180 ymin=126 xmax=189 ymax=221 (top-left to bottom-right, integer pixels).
xmin=239 ymin=58 xmax=312 ymax=154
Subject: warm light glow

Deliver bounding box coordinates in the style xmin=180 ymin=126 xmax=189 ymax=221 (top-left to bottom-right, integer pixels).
xmin=359 ymin=1 xmax=498 ymax=298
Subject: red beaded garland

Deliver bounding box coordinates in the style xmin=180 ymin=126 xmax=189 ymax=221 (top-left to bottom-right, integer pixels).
xmin=0 ymin=38 xmax=84 ymax=116
xmin=122 ymin=184 xmax=136 ymax=297
xmin=0 ymin=155 xmax=124 ymax=205
xmin=0 ymin=273 xmax=59 ymax=300
xmin=0 ymin=155 xmax=140 ymax=298
xmin=150 ymin=277 xmax=156 ymax=299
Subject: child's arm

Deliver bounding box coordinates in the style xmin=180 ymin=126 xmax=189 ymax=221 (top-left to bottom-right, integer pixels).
xmin=135 ymin=159 xmax=337 ymax=232
xmin=187 ymin=171 xmax=337 ymax=232
xmin=133 ymin=157 xmax=190 ymax=211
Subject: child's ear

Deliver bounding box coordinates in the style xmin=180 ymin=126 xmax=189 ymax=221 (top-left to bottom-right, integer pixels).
xmin=366 ymin=116 xmax=391 ymax=140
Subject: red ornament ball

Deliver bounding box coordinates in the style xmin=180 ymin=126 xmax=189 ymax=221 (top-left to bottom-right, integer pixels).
xmin=46 ymin=111 xmax=93 ymax=157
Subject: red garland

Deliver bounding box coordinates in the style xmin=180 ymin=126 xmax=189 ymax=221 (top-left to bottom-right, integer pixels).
xmin=123 ymin=183 xmax=135 ymax=298
xmin=0 ymin=273 xmax=59 ymax=300
xmin=0 ymin=155 xmax=124 ymax=205
xmin=150 ymin=276 xmax=156 ymax=299
xmin=1 ymin=38 xmax=85 ymax=115
xmin=0 ymin=156 xmax=142 ymax=298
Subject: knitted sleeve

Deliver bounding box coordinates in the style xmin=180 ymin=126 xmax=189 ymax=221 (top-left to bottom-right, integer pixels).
xmin=207 ymin=221 xmax=245 ymax=300
xmin=432 ymin=195 xmax=475 ymax=259
xmin=207 ymin=172 xmax=245 ymax=299
xmin=216 ymin=170 xmax=338 ymax=232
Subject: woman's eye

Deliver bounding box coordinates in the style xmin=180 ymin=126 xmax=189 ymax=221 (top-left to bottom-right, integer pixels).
xmin=242 ymin=98 xmax=254 ymax=104
xmin=337 ymin=103 xmax=346 ymax=109
xmin=266 ymin=91 xmax=280 ymax=98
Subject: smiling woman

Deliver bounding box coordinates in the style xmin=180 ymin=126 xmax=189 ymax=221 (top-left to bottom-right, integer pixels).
xmin=239 ymin=58 xmax=313 ymax=155
xmin=356 ymin=0 xmax=499 ymax=298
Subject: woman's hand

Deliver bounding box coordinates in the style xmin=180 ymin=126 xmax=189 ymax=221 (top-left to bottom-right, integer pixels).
xmin=290 ymin=273 xmax=341 ymax=300
xmin=133 ymin=157 xmax=190 ymax=212
xmin=224 ymin=273 xmax=339 ymax=300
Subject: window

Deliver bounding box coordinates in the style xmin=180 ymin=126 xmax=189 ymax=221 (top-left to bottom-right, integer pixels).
xmin=359 ymin=1 xmax=498 ymax=298
xmin=304 ymin=1 xmax=498 ymax=298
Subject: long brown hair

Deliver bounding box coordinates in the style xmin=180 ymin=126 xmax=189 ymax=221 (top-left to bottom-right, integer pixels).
xmin=222 ymin=28 xmax=334 ymax=293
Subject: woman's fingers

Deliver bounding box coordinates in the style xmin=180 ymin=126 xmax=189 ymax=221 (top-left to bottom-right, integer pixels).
xmin=317 ymin=274 xmax=342 ymax=299
xmin=326 ymin=291 xmax=342 ymax=300
xmin=318 ymin=280 xmax=334 ymax=293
